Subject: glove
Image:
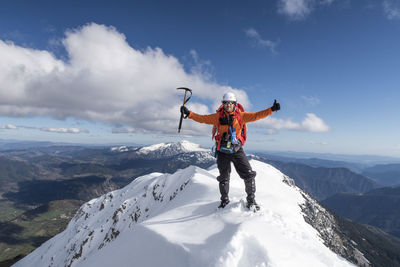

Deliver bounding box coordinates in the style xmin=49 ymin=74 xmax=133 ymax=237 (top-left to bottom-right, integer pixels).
xmin=180 ymin=106 xmax=190 ymax=117
xmin=271 ymin=99 xmax=280 ymax=112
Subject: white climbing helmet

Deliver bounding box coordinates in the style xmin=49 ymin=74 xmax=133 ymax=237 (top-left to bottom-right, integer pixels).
xmin=222 ymin=92 xmax=237 ymax=103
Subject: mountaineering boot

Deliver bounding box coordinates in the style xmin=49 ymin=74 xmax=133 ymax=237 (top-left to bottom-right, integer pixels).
xmin=244 ymin=178 xmax=256 ymax=203
xmin=244 ymin=178 xmax=259 ymax=211
xmin=218 ymin=180 xmax=230 ymax=208
xmin=246 ymin=200 xmax=260 ymax=211
xmin=218 ymin=199 xmax=230 ymax=209
xmin=218 ymin=181 xmax=229 ymax=201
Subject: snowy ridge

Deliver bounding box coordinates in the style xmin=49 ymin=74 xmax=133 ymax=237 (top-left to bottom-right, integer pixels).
xmin=138 ymin=140 xmax=208 ymax=155
xmin=110 ymin=146 xmax=129 ymax=152
xmin=13 ymin=160 xmax=355 ymax=267
xmin=109 ymin=140 xmax=214 ymax=163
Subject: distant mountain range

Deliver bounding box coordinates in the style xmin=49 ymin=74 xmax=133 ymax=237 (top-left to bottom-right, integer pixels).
xmin=362 ymin=163 xmax=400 ymax=186
xmin=250 ymin=156 xmax=380 ymax=201
xmin=254 ymin=150 xmax=400 ymax=166
xmin=254 ymin=152 xmax=367 ymax=173
xmin=0 ymin=139 xmax=143 ymax=151
xmin=322 ymin=186 xmax=400 ymax=238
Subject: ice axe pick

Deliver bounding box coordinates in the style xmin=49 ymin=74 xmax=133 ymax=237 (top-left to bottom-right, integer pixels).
xmin=177 ymin=87 xmax=192 ymax=133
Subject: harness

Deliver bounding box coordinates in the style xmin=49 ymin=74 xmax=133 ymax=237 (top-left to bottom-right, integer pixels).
xmin=212 ymin=103 xmax=247 ymax=152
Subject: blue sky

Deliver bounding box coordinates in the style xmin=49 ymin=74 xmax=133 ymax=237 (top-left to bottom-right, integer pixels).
xmin=0 ymin=0 xmax=400 ymax=157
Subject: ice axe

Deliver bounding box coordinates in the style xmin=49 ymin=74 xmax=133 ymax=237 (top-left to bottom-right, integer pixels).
xmin=177 ymin=87 xmax=192 ymax=133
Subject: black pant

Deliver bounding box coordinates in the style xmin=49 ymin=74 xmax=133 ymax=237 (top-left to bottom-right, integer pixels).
xmin=216 ymin=148 xmax=257 ymax=202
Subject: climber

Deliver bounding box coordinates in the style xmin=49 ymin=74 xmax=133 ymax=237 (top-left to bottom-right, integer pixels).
xmin=180 ymin=92 xmax=280 ymax=210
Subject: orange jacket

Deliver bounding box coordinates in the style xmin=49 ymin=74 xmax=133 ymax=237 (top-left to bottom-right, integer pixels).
xmin=188 ymin=107 xmax=274 ymax=140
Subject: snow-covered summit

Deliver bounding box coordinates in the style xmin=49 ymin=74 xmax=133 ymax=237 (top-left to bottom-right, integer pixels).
xmin=13 ymin=160 xmax=357 ymax=267
xmin=110 ymin=140 xmax=209 ymax=157
xmin=138 ymin=140 xmax=208 ymax=155
xmin=110 ymin=145 xmax=129 ymax=152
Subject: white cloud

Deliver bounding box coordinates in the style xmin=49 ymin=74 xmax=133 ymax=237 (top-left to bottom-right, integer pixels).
xmin=302 ymin=95 xmax=320 ymax=105
xmin=383 ymin=0 xmax=400 ymax=19
xmin=17 ymin=125 xmax=37 ymax=130
xmin=245 ymin=28 xmax=279 ymax=54
xmin=300 ymin=113 xmax=331 ymax=132
xmin=0 ymin=124 xmax=17 ymax=129
xmin=278 ymin=0 xmax=312 ymax=19
xmin=278 ymin=0 xmax=334 ymax=20
xmin=112 ymin=127 xmax=141 ymax=134
xmin=0 ymin=124 xmax=89 ymax=134
xmin=309 ymin=140 xmax=328 ymax=145
xmin=40 ymin=127 xmax=89 ymax=134
xmin=188 ymin=49 xmax=214 ymax=80
xmin=0 ymin=23 xmax=249 ymax=136
xmin=254 ymin=113 xmax=330 ymax=133
xmin=266 ymin=128 xmax=278 ymax=135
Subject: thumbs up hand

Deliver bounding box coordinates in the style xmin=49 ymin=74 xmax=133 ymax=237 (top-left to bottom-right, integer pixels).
xmin=271 ymin=99 xmax=280 ymax=111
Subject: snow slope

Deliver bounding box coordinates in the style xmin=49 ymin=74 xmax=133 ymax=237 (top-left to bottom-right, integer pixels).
xmin=13 ymin=160 xmax=354 ymax=267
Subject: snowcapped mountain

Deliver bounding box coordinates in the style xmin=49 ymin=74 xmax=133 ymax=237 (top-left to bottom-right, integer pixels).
xmin=107 ymin=140 xmax=215 ymax=173
xmin=110 ymin=145 xmax=130 ymax=152
xmin=110 ymin=140 xmax=209 ymax=156
xmin=138 ymin=140 xmax=208 ymax=154
xmin=13 ymin=160 xmax=366 ymax=267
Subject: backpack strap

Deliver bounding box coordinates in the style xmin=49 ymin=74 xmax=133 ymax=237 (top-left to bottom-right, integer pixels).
xmin=212 ymin=105 xmax=225 ymax=151
xmin=212 ymin=105 xmax=224 ymax=141
xmin=234 ymin=103 xmax=246 ymax=145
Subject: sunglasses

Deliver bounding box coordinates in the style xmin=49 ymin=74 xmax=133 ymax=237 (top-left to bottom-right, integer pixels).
xmin=222 ymin=101 xmax=236 ymax=105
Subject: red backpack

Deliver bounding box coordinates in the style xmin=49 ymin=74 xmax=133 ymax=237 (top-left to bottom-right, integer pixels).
xmin=212 ymin=103 xmax=247 ymax=150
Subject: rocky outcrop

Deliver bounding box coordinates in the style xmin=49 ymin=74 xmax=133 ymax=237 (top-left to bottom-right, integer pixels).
xmin=300 ymin=190 xmax=370 ymax=266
